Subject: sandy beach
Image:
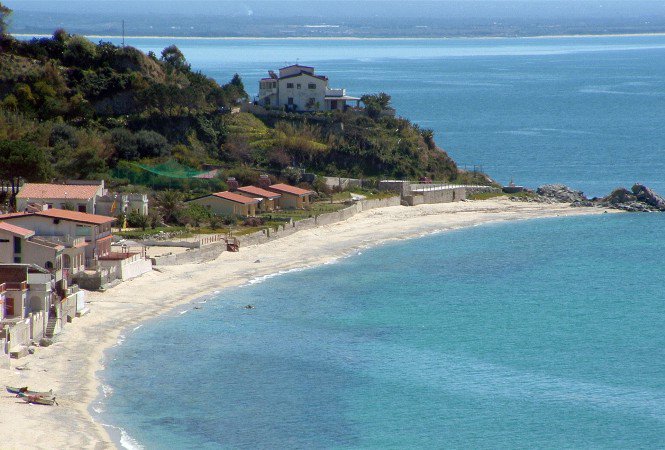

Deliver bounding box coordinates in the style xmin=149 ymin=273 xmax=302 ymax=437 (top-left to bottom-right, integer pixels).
xmin=0 ymin=199 xmax=614 ymax=449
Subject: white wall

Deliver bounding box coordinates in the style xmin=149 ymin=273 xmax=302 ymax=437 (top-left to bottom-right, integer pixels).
xmin=278 ymin=74 xmax=327 ymax=111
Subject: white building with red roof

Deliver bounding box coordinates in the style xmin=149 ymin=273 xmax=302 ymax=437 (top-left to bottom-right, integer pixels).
xmin=257 ymin=64 xmax=360 ymax=112
xmin=16 ymin=181 xmax=105 ymax=214
xmin=187 ymin=191 xmax=259 ymax=217
xmin=0 ymin=209 xmax=114 ymax=270
xmin=268 ymin=183 xmax=315 ymax=209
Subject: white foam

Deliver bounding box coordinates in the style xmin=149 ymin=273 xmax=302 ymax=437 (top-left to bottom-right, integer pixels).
xmin=116 ymin=335 xmax=125 ymax=346
xmin=245 ymin=266 xmax=309 ymax=286
xmin=101 ymin=383 xmax=114 ymax=398
xmin=119 ymin=427 xmax=145 ymax=450
xmin=102 ymin=422 xmax=145 ymax=450
xmin=132 ymin=324 xmax=143 ymax=332
xmin=179 ymin=310 xmax=189 ymax=315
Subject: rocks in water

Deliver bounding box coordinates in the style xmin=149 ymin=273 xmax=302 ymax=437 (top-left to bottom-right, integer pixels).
xmin=632 ymin=184 xmax=665 ymax=210
xmin=596 ymin=184 xmax=665 ymax=212
xmin=511 ymin=183 xmax=665 ymax=213
xmin=536 ymin=184 xmax=588 ymax=203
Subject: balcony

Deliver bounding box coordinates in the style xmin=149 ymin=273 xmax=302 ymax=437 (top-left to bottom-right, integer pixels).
xmin=5 ymin=281 xmax=27 ymax=291
xmin=37 ymin=235 xmax=86 ymax=248
xmin=325 ymin=88 xmax=346 ymax=97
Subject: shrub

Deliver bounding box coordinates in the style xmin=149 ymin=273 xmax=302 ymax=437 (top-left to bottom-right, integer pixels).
xmin=134 ymin=130 xmax=170 ymax=158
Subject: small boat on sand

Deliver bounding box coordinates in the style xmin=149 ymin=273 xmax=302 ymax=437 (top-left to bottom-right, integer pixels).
xmin=18 ymin=392 xmax=57 ymax=406
xmin=6 ymin=386 xmax=28 ymax=395
xmin=6 ymin=386 xmax=54 ymax=397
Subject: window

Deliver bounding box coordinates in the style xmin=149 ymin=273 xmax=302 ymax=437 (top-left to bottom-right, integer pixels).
xmin=286 ymin=83 xmax=294 ymax=89
xmin=45 ymin=261 xmax=54 ymax=270
xmin=13 ymin=256 xmax=21 ymax=263
xmin=13 ymin=236 xmax=21 ymax=254
xmin=297 ymin=84 xmax=301 ymax=89
xmin=78 ymin=204 xmax=86 ymax=213
xmin=288 ymin=97 xmax=294 ymax=105
xmin=308 ymin=83 xmax=316 ymax=89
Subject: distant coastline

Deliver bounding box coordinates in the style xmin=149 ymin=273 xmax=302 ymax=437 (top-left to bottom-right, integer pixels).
xmin=11 ymin=32 xmax=665 ymax=41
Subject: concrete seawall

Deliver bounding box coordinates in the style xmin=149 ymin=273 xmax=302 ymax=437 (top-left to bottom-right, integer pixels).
xmin=239 ymin=196 xmax=401 ymax=247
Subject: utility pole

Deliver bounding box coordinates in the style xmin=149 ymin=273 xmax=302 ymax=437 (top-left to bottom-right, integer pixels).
xmin=122 ymin=20 xmax=125 ymax=47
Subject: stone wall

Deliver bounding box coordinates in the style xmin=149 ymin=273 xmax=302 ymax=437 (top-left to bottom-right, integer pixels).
xmin=152 ymin=241 xmax=228 ymax=266
xmin=8 ymin=320 xmax=30 ymax=352
xmin=323 ymin=177 xmax=363 ymax=190
xmin=29 ymin=311 xmax=45 ymax=341
xmin=465 ymin=186 xmax=502 ymax=196
xmin=73 ymin=268 xmax=114 ymax=291
xmin=239 ymin=196 xmax=401 ymax=247
xmin=0 ymin=334 xmax=8 ymax=368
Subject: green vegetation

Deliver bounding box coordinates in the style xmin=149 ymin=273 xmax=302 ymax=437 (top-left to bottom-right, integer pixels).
xmin=0 ymin=3 xmax=491 ymax=229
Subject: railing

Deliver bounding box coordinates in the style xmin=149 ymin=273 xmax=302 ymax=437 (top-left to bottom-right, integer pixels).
xmin=325 ymin=88 xmax=346 ymax=96
xmin=37 ymin=235 xmax=86 ymax=248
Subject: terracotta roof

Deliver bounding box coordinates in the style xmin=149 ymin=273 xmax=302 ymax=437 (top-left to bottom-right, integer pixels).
xmin=269 ymin=183 xmax=314 ymax=196
xmin=236 ymin=186 xmax=282 ymax=199
xmin=35 ymin=209 xmax=115 ymax=225
xmin=0 ymin=222 xmax=35 ymax=238
xmin=0 ymin=212 xmax=29 ymax=220
xmin=212 ymin=191 xmax=259 ymax=205
xmin=17 ymin=183 xmax=101 ymax=200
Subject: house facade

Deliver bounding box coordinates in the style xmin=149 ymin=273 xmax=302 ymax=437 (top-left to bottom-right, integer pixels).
xmin=17 ymin=182 xmax=104 ymax=213
xmin=0 ymin=209 xmax=114 ymax=268
xmin=188 ymin=191 xmax=259 ymax=216
xmin=236 ymin=186 xmax=282 ymax=212
xmin=268 ymin=183 xmax=315 ymax=209
xmin=16 ymin=181 xmax=149 ymax=217
xmin=258 ymin=65 xmax=360 ymax=112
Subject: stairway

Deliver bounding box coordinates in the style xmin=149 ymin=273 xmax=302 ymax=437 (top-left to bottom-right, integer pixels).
xmin=45 ymin=317 xmax=58 ymax=338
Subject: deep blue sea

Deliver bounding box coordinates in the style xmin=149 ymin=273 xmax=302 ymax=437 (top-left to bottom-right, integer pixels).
xmin=95 ymin=36 xmax=665 ymax=449
xmin=101 ymin=214 xmax=665 ymax=449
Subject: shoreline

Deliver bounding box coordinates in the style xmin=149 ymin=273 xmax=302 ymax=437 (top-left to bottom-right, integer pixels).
xmin=0 ymin=199 xmax=616 ymax=449
xmin=11 ymin=32 xmax=665 ymax=41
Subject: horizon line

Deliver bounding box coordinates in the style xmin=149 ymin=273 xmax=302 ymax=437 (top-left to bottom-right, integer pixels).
xmin=11 ymin=32 xmax=665 ymax=41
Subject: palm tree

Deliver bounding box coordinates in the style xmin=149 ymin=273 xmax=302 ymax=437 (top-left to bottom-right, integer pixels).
xmin=154 ymin=190 xmax=183 ymax=224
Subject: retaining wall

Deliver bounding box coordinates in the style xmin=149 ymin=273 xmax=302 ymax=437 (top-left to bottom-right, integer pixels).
xmin=8 ymin=320 xmax=30 ymax=351
xmin=152 ymin=241 xmax=228 ymax=266
xmin=29 ymin=311 xmax=45 ymax=341
xmin=0 ymin=335 xmax=8 ymax=369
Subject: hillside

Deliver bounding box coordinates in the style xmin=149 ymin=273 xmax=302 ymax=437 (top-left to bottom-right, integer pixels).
xmin=0 ymin=18 xmax=475 ymax=207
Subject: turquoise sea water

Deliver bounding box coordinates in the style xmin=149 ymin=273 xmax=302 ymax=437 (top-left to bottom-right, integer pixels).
xmin=101 ymin=214 xmax=665 ymax=448
xmin=103 ymin=34 xmax=665 ymax=197
xmin=96 ymin=36 xmax=665 ymax=448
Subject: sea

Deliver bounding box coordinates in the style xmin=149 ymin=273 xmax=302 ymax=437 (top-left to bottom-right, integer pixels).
xmin=86 ymin=35 xmax=665 ymax=448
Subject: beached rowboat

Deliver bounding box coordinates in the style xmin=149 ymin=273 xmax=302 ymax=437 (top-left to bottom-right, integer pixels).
xmin=17 ymin=392 xmax=57 ymax=406
xmin=6 ymin=385 xmax=28 ymax=395
xmin=6 ymin=386 xmax=54 ymax=397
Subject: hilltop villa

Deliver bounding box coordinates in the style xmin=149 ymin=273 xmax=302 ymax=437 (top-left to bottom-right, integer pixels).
xmin=257 ymin=64 xmax=361 ymax=112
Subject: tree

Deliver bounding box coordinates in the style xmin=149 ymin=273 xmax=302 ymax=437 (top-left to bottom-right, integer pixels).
xmin=154 ymin=190 xmax=183 ymax=224
xmin=0 ymin=140 xmax=51 ymax=207
xmin=0 ymin=2 xmax=11 ymax=36
xmin=160 ymin=45 xmax=190 ymax=72
xmin=361 ymin=92 xmax=392 ymax=120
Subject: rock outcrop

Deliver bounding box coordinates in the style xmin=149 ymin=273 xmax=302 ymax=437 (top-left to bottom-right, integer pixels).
xmin=510 ymin=183 xmax=665 ymax=212
xmin=536 ymin=184 xmax=588 ymax=203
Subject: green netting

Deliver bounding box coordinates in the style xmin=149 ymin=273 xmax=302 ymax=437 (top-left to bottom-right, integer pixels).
xmin=133 ymin=161 xmax=210 ymax=179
